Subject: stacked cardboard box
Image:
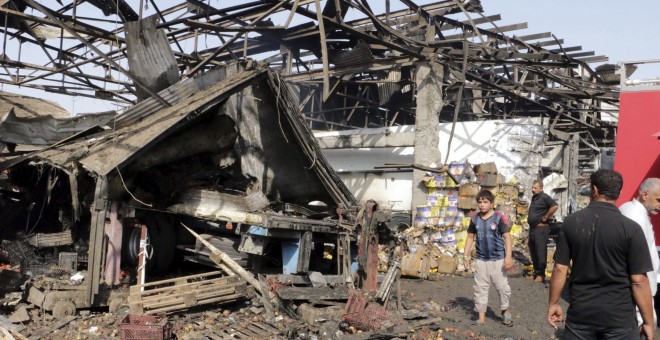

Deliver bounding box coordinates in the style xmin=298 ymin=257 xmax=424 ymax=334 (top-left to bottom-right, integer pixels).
xmin=399 ymin=161 xmax=530 ymax=278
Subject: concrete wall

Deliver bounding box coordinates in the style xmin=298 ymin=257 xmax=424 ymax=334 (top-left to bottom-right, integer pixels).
xmin=318 ymin=117 xmax=545 ymax=212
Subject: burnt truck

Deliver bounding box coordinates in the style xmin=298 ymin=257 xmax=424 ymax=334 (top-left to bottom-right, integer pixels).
xmin=0 ymin=61 xmax=360 ymax=318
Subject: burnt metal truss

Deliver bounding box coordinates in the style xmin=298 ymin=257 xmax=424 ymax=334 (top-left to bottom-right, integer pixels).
xmin=0 ymin=0 xmax=619 ymax=148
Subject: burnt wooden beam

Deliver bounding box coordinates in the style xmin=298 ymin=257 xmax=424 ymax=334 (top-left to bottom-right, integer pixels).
xmin=275 ymin=286 xmax=349 ymax=300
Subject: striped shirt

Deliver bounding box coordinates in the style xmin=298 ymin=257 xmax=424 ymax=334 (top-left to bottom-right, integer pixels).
xmin=467 ymin=211 xmax=510 ymax=260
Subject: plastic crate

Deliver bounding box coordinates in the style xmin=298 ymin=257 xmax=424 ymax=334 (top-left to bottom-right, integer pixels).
xmin=120 ymin=313 xmax=172 ymax=340
xmin=58 ymin=252 xmax=78 ymax=271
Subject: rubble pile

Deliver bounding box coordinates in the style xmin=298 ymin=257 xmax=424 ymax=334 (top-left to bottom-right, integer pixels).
xmin=397 ymin=162 xmax=534 ymax=279
xmin=0 ymin=269 xmax=492 ymax=339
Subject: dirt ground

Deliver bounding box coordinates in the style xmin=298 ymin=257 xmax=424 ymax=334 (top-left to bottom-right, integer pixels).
xmin=5 ymin=273 xmax=659 ymax=339
xmin=399 ymin=274 xmax=568 ymax=339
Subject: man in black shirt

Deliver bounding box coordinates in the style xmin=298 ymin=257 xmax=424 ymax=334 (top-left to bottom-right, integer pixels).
xmin=528 ymin=180 xmax=558 ymax=283
xmin=547 ymin=169 xmax=654 ymax=339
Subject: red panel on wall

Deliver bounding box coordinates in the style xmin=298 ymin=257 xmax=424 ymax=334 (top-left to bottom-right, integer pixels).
xmin=614 ymin=90 xmax=660 ymax=244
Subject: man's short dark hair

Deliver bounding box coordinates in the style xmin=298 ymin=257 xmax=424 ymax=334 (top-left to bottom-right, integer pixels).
xmin=476 ymin=189 xmax=495 ymax=203
xmin=590 ymin=169 xmax=623 ymax=200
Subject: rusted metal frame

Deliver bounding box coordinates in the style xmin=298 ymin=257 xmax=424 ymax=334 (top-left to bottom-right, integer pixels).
xmin=148 ymin=0 xmax=186 ymax=55
xmin=174 ymin=0 xmax=273 ymax=27
xmin=22 ymin=0 xmax=170 ymax=107
xmin=449 ymin=48 xmax=564 ymax=61
xmin=575 ymin=56 xmax=608 ymax=63
xmin=333 ymin=0 xmax=345 ymax=24
xmin=13 ymin=46 xmax=138 ymax=100
xmin=184 ymin=1 xmax=288 ymax=77
xmin=342 ymin=86 xmax=368 ymax=124
xmin=284 ymin=0 xmax=301 ymax=28
xmin=305 ymin=105 xmax=369 ymax=116
xmin=185 ymin=22 xmax=286 ymax=32
xmin=530 ymin=39 xmax=565 ymax=49
xmin=443 ymin=22 xmax=529 ymax=40
xmin=350 ymin=0 xmax=431 ymax=50
xmin=304 ymin=116 xmax=361 ymax=129
xmin=266 ymin=69 xmax=358 ymax=208
xmin=1 ymin=58 xmax=133 ymax=87
xmin=444 ymin=41 xmax=468 ymax=164
xmin=513 ymin=63 xmax=614 ymax=97
xmin=284 ymin=56 xmax=417 ymax=81
xmin=314 ymin=0 xmax=332 ymax=102
xmin=286 ymin=4 xmax=425 ymax=59
xmin=0 ymin=6 xmax=124 ymax=43
xmin=298 ymin=87 xmax=317 ymax=112
xmin=460 ymin=64 xmax=595 ymax=128
xmin=349 ymin=1 xmax=453 ymax=30
xmin=59 ymin=3 xmax=187 ymax=57
xmin=354 ymin=0 xmax=390 ymax=40
xmin=185 ymin=31 xmax=241 ymax=77
xmin=0 ymin=76 xmax=129 ymax=104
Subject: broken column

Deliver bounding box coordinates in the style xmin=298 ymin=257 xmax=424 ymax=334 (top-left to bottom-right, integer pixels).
xmin=412 ymin=61 xmax=443 ymax=210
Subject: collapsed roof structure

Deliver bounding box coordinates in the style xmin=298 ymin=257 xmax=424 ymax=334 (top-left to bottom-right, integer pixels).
xmin=0 ymin=0 xmax=618 ymax=146
xmin=0 ymin=0 xmax=622 ymax=319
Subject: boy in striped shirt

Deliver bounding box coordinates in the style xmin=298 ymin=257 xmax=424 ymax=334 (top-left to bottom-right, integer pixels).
xmin=463 ymin=189 xmax=514 ymax=326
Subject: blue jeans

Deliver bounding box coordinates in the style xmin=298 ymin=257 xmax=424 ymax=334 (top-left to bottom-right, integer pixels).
xmin=562 ymin=321 xmax=643 ymax=340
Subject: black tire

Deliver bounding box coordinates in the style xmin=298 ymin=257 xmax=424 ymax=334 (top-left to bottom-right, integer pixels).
xmin=143 ymin=214 xmax=176 ymax=275
xmin=385 ymin=213 xmax=412 ymax=233
xmin=52 ymin=300 xmax=76 ymax=319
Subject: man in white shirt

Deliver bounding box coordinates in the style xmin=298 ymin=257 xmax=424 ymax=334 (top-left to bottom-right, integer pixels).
xmin=620 ymin=177 xmax=660 ymax=327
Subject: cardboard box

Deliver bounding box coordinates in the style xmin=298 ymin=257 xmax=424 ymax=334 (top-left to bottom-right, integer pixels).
xmin=477 ymin=173 xmax=505 ymax=186
xmin=498 ymin=184 xmax=520 ymax=200
xmin=436 ymin=255 xmax=457 ymax=274
xmin=474 ymin=162 xmax=498 ymax=175
xmin=458 ymin=183 xmax=480 ymax=197
xmin=458 ymin=196 xmax=478 ymax=210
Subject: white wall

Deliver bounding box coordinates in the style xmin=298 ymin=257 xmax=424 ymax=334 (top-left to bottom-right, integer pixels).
xmin=318 ymin=117 xmax=545 ymax=211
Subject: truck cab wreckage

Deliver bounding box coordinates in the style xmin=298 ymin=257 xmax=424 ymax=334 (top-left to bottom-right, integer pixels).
xmin=0 ymin=61 xmax=364 ymax=319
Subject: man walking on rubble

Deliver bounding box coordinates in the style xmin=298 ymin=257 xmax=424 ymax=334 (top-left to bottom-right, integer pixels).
xmin=548 ymin=169 xmax=655 ymax=339
xmin=527 ymin=179 xmax=558 ymax=283
xmin=620 ymin=177 xmax=660 ymax=328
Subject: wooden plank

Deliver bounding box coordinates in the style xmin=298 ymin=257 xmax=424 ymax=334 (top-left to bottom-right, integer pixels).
xmin=297 ymin=231 xmax=312 ymax=272
xmin=135 ymin=285 xmax=240 ymax=307
xmin=246 ymin=323 xmax=271 ymax=337
xmin=130 ymin=273 xmax=236 ymax=295
xmin=276 ymin=286 xmax=349 ymax=300
xmin=144 ymin=293 xmax=244 ymax=314
xmin=133 ymin=271 xmax=226 ymax=288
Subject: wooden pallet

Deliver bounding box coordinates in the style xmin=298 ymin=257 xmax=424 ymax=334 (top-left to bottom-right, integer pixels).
xmin=128 ymin=271 xmax=252 ymax=314
xmin=206 ymin=320 xmax=283 ymax=339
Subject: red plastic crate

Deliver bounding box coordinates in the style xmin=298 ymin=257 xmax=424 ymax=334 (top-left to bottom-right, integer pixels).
xmin=120 ymin=313 xmax=172 ymax=340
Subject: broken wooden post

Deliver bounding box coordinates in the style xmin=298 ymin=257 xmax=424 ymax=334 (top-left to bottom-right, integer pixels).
xmin=182 ymin=224 xmax=260 ymax=290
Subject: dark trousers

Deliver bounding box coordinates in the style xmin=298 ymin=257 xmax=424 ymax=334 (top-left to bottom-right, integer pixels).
xmin=562 ymin=321 xmax=642 ymax=340
xmin=528 ymin=225 xmax=549 ymax=279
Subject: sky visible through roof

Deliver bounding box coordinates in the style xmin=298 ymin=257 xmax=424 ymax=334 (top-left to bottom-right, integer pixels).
xmin=4 ymin=0 xmax=660 ymax=115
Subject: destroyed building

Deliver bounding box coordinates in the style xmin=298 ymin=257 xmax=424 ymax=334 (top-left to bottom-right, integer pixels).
xmin=0 ymin=0 xmax=622 ymax=333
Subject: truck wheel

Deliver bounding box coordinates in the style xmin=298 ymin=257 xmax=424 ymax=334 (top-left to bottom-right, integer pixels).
xmin=385 ymin=213 xmax=412 ymax=233
xmin=143 ymin=214 xmax=176 ymax=275
xmin=52 ymin=300 xmax=76 ymax=319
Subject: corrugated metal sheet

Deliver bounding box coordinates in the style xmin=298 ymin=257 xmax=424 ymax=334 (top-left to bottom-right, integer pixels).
xmin=30 ymin=67 xmax=266 ymax=176
xmin=377 ymin=66 xmax=402 ymax=105
xmin=113 ymin=65 xmax=233 ymax=129
xmin=0 ymin=109 xmax=115 ymax=145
